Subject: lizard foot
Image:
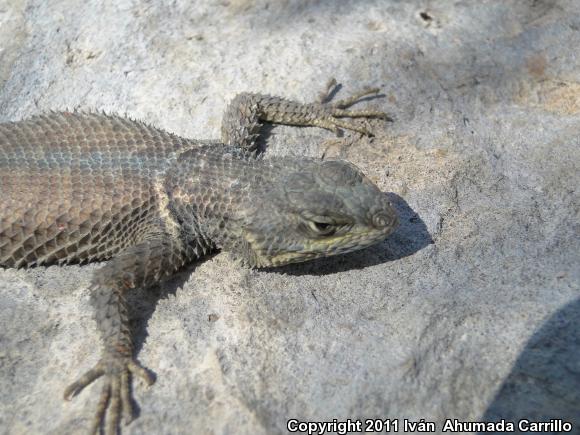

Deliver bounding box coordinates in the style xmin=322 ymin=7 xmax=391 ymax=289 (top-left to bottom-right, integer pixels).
xmin=311 ymin=77 xmax=392 ymax=136
xmin=64 ymin=353 xmax=154 ymax=435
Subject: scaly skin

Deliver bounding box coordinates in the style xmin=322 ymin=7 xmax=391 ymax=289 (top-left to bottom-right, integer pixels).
xmin=0 ymin=80 xmax=398 ymax=434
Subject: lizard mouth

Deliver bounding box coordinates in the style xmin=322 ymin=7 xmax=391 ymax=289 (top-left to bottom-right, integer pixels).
xmin=252 ymin=227 xmax=396 ymax=268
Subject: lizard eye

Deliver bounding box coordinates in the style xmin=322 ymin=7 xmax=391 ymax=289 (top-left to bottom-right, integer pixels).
xmin=308 ymin=220 xmax=337 ymax=236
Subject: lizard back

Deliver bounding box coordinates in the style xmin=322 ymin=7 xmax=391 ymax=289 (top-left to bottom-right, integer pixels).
xmin=0 ymin=112 xmax=195 ymax=268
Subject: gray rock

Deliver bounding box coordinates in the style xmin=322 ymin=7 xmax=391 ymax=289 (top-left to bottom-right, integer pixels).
xmin=0 ymin=1 xmax=578 ymax=434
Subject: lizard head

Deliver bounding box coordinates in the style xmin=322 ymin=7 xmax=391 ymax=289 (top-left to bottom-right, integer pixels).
xmin=234 ymin=159 xmax=398 ymax=267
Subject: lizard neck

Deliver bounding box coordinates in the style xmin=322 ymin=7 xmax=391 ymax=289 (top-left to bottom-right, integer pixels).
xmin=164 ymin=144 xmax=269 ymax=261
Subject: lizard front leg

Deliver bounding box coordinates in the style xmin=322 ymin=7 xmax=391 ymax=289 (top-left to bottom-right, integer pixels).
xmin=64 ymin=235 xmax=189 ymax=435
xmin=221 ymin=78 xmax=390 ymax=152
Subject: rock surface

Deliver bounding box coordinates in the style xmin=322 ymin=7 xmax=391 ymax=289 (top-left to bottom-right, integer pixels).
xmin=0 ymin=1 xmax=579 ymax=434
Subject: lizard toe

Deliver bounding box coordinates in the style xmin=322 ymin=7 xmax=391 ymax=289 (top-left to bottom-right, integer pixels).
xmin=65 ymin=354 xmax=153 ymax=434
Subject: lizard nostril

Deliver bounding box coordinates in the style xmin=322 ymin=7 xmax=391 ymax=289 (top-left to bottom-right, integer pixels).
xmin=372 ymin=211 xmax=394 ymax=229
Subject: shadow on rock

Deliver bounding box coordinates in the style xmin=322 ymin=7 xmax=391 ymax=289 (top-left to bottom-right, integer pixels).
xmin=482 ymin=296 xmax=580 ymax=432
xmin=128 ymin=257 xmax=214 ymax=354
xmin=272 ymin=192 xmax=433 ymax=276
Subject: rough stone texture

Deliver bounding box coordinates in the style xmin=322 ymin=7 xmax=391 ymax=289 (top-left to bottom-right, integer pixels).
xmin=0 ymin=1 xmax=578 ymax=434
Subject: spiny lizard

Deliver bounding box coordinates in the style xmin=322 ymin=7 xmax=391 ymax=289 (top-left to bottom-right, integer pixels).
xmin=0 ymin=80 xmax=398 ymax=434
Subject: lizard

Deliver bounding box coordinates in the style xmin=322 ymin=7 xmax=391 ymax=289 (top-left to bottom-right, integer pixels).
xmin=0 ymin=79 xmax=399 ymax=434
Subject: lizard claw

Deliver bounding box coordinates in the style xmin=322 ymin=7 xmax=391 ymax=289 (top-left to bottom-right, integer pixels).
xmin=64 ymin=353 xmax=154 ymax=435
xmin=314 ymin=80 xmax=391 ymax=136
